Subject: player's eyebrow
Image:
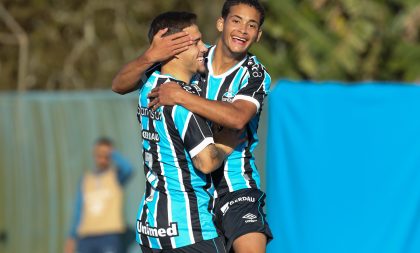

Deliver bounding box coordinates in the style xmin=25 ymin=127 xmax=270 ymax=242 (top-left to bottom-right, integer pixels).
xmin=231 ymin=15 xmax=243 ymax=20
xmin=231 ymin=14 xmax=259 ymax=25
xmin=192 ymin=34 xmax=202 ymax=42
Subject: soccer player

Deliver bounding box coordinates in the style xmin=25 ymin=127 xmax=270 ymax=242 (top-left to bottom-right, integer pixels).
xmin=112 ymin=1 xmax=273 ymax=252
xmin=135 ymin=12 xmax=242 ymax=253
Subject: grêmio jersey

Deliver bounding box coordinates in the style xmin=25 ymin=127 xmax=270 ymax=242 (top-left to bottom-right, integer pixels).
xmin=196 ymin=46 xmax=271 ymax=198
xmin=135 ymin=71 xmax=218 ymax=249
xmin=137 ymin=45 xmax=271 ymax=198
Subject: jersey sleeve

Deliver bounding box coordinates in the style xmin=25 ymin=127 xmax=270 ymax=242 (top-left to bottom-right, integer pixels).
xmin=232 ymin=62 xmax=271 ymax=112
xmin=171 ymin=106 xmax=214 ymax=158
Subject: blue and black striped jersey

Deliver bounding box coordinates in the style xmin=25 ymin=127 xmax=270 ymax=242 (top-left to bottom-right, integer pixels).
xmin=198 ymin=46 xmax=271 ymax=198
xmin=135 ymin=72 xmax=219 ymax=249
xmin=137 ymin=45 xmax=271 ymax=198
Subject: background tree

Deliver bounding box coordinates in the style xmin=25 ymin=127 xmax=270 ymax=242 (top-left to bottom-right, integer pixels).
xmin=1 ymin=0 xmax=419 ymax=91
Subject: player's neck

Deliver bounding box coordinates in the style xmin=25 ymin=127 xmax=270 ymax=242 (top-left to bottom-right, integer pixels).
xmin=212 ymin=39 xmax=247 ymax=75
xmin=161 ymin=63 xmax=192 ymax=84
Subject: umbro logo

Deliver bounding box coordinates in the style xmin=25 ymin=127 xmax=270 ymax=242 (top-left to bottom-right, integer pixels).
xmin=242 ymin=213 xmax=257 ymax=220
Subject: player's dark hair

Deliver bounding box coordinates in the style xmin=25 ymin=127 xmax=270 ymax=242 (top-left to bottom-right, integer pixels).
xmin=221 ymin=0 xmax=265 ymax=27
xmin=148 ymin=11 xmax=197 ymax=43
xmin=95 ymin=137 xmax=113 ymax=147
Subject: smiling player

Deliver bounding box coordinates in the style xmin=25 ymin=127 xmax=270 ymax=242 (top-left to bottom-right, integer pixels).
xmin=112 ymin=1 xmax=273 ymax=252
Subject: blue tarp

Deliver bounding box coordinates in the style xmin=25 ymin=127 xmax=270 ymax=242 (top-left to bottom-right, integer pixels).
xmin=266 ymin=80 xmax=420 ymax=253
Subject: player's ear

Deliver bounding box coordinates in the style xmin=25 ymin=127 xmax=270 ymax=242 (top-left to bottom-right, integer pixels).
xmin=216 ymin=17 xmax=224 ymax=32
xmin=256 ymin=29 xmax=262 ymax=42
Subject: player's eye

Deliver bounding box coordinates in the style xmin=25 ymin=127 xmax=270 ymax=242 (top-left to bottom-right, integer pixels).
xmin=232 ymin=19 xmax=240 ymax=24
xmin=249 ymin=23 xmax=258 ymax=29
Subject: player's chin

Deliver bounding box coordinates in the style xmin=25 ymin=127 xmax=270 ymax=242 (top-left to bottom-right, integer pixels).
xmin=228 ymin=43 xmax=250 ymax=55
xmin=197 ymin=63 xmax=206 ymax=74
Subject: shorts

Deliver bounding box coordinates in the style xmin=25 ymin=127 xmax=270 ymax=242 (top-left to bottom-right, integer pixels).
xmin=213 ymin=188 xmax=273 ymax=252
xmin=139 ymin=236 xmax=226 ymax=253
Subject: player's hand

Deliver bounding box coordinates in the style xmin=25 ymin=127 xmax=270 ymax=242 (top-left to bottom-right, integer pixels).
xmin=144 ymin=28 xmax=193 ymax=63
xmin=63 ymin=238 xmax=76 ymax=253
xmin=213 ymin=125 xmax=247 ymax=155
xmin=147 ymin=82 xmax=185 ymax=110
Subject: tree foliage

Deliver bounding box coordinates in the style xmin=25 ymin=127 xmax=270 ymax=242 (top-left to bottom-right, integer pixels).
xmin=1 ymin=0 xmax=419 ymax=91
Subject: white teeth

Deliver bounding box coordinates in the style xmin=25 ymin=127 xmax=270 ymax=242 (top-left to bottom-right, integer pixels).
xmin=233 ymin=36 xmax=246 ymax=42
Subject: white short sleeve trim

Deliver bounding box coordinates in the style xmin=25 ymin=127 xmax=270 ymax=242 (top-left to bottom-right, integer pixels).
xmin=189 ymin=137 xmax=215 ymax=158
xmin=232 ymin=95 xmax=261 ymax=112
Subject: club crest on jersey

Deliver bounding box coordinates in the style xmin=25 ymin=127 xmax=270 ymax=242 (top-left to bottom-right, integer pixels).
xmin=222 ymin=90 xmax=236 ymax=103
xmin=137 ymin=221 xmax=179 ymax=238
xmin=142 ymin=130 xmax=160 ymax=142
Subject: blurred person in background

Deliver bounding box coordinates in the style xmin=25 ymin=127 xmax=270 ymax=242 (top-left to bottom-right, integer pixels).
xmin=64 ymin=137 xmax=134 ymax=253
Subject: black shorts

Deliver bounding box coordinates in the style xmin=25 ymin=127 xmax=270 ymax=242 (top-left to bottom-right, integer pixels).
xmin=214 ymin=188 xmax=273 ymax=252
xmin=139 ymin=236 xmax=226 ymax=253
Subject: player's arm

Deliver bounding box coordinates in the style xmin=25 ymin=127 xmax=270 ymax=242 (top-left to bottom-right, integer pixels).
xmin=64 ymin=179 xmax=83 ymax=253
xmin=112 ymin=151 xmax=134 ymax=185
xmin=172 ymin=107 xmax=243 ymax=174
xmin=158 ymin=91 xmax=256 ymax=130
xmin=192 ymin=128 xmax=243 ymax=174
xmin=148 ymin=66 xmax=271 ymax=130
xmin=111 ymin=29 xmax=193 ymax=94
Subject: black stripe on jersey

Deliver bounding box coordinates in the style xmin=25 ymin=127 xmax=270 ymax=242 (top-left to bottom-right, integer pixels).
xmin=204 ymin=175 xmax=214 ymax=214
xmin=243 ymin=126 xmax=257 ymax=188
xmin=198 ymin=73 xmax=208 ymax=99
xmin=149 ymin=77 xmax=168 ymax=193
xmin=243 ymin=57 xmax=267 ymax=108
xmin=148 ymin=77 xmax=172 ymax=248
xmin=137 ymin=105 xmax=141 ymax=124
xmin=211 ymin=164 xmax=229 ymax=197
xmin=163 ymin=106 xmax=204 ymax=243
xmin=139 ymin=63 xmax=161 ymax=88
xmin=156 ymin=191 xmax=172 ymax=248
xmin=216 ymin=68 xmax=240 ymax=101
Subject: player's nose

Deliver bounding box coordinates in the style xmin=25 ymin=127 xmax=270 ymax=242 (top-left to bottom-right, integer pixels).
xmin=199 ymin=41 xmax=208 ymax=54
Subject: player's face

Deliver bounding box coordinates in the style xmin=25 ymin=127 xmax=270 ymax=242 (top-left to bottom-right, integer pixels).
xmin=217 ymin=4 xmax=262 ymax=56
xmin=177 ymin=24 xmax=207 ymax=73
xmin=93 ymin=144 xmax=112 ymax=170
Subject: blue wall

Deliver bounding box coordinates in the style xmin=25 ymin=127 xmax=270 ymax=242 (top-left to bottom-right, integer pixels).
xmin=266 ymin=80 xmax=420 ymax=253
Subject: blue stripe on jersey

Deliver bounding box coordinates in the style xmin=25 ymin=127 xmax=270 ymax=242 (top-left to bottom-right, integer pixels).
xmin=231 ymin=67 xmax=246 ymax=92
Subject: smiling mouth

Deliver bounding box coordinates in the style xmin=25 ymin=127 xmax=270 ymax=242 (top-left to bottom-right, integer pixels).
xmin=232 ymin=36 xmax=247 ymax=44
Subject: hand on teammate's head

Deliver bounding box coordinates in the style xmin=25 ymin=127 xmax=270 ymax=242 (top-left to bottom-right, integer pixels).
xmin=145 ymin=28 xmax=193 ymax=63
